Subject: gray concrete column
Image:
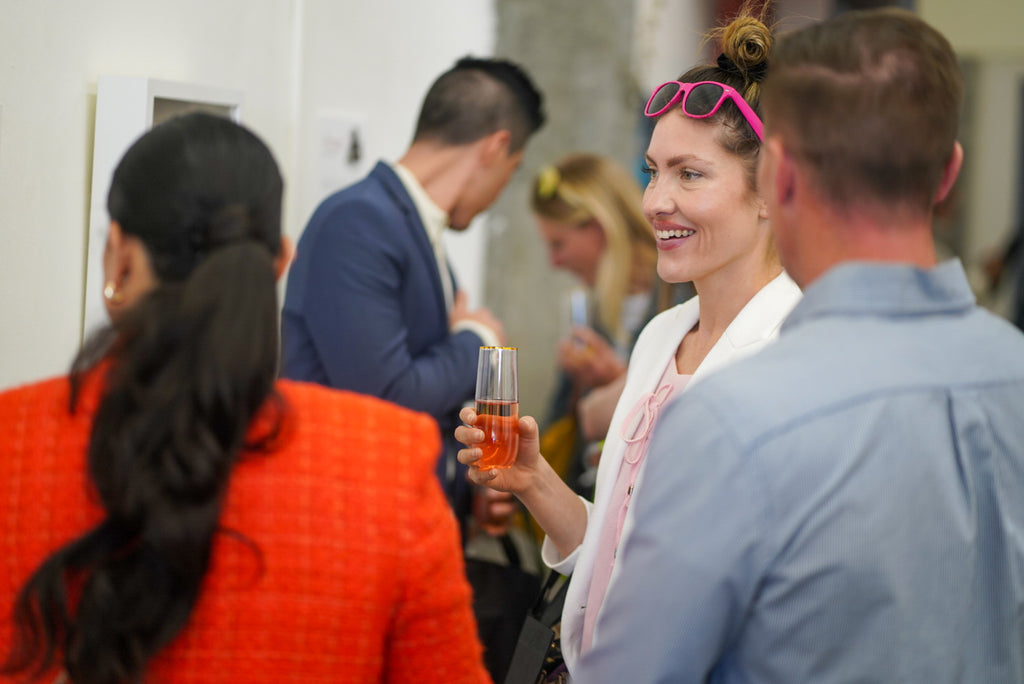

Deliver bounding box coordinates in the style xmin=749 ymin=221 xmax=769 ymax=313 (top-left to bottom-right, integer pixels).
xmin=486 ymin=0 xmax=643 ymax=423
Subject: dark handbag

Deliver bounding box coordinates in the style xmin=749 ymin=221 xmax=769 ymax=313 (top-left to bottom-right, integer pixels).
xmin=503 ymin=570 xmax=570 ymax=684
xmin=465 ymin=535 xmax=543 ymax=684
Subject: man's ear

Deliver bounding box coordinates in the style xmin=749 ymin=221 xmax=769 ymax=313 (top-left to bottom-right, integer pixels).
xmin=934 ymin=141 xmax=964 ymax=205
xmin=767 ymin=137 xmax=797 ymax=209
xmin=479 ymin=129 xmax=512 ymax=166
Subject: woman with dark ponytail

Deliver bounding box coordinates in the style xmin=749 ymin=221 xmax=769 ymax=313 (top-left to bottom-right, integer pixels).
xmin=0 ymin=112 xmax=490 ymax=684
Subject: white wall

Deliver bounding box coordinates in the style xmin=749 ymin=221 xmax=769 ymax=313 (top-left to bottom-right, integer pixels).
xmin=920 ymin=0 xmax=1024 ymax=58
xmin=0 ymin=0 xmax=494 ymax=390
xmin=959 ymin=59 xmax=1024 ymax=258
xmin=0 ymin=0 xmax=294 ymax=390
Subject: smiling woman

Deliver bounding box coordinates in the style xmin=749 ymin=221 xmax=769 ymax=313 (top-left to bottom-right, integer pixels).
xmin=453 ymin=5 xmax=804 ymax=678
xmin=642 ymin=111 xmax=776 ymax=315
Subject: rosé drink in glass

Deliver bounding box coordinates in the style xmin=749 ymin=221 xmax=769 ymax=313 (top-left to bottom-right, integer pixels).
xmin=474 ymin=347 xmax=519 ymax=469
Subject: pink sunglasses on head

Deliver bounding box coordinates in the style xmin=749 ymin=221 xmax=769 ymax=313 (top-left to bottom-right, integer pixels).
xmin=645 ymin=80 xmax=764 ymax=142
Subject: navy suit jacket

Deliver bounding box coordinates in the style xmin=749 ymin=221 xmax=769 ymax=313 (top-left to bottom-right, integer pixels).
xmin=281 ymin=162 xmax=481 ymax=519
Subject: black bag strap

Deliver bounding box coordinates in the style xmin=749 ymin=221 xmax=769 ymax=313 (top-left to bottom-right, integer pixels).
xmin=504 ymin=571 xmax=570 ymax=683
xmin=531 ymin=570 xmax=561 ymax=612
xmin=495 ymin=534 xmax=568 ymax=624
xmin=499 ymin=534 xmax=523 ymax=568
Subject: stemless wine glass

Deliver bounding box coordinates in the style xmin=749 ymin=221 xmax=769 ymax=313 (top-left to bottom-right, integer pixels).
xmin=474 ymin=346 xmax=520 ymax=470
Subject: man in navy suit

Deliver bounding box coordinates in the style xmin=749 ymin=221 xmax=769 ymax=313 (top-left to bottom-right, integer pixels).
xmin=281 ymin=57 xmax=545 ymax=528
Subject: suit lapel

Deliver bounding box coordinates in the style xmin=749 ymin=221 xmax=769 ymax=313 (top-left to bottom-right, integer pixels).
xmin=372 ymin=162 xmax=451 ymax=319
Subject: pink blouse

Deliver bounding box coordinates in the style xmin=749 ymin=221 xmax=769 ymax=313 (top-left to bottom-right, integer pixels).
xmin=581 ymin=360 xmax=692 ymax=652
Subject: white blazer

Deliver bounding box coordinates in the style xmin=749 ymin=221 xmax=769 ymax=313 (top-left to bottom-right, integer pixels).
xmin=541 ymin=270 xmax=803 ymax=676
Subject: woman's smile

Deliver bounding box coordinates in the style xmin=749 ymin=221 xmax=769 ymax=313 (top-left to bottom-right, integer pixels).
xmin=654 ymin=225 xmax=697 ymax=245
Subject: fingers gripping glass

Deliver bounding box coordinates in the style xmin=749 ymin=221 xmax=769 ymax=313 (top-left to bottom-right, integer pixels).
xmin=645 ymin=81 xmax=764 ymax=142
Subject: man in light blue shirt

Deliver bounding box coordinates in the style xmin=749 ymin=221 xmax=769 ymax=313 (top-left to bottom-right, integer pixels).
xmin=577 ymin=9 xmax=1024 ymax=684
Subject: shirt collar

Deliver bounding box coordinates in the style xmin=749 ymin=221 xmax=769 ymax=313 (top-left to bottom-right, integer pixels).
xmin=782 ymin=259 xmax=976 ymax=333
xmin=390 ymin=161 xmax=449 ymax=246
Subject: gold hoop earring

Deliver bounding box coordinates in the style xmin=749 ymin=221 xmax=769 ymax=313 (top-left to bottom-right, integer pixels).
xmin=103 ymin=281 xmax=123 ymax=304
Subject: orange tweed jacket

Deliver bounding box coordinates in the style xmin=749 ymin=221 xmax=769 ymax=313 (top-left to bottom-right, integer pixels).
xmin=0 ymin=371 xmax=491 ymax=684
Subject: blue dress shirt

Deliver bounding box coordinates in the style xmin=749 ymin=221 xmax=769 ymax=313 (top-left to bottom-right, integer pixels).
xmin=577 ymin=260 xmax=1024 ymax=683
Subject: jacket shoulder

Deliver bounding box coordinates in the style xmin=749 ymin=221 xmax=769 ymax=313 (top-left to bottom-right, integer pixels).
xmin=273 ymin=380 xmax=441 ymax=473
xmin=0 ymin=374 xmax=78 ymax=422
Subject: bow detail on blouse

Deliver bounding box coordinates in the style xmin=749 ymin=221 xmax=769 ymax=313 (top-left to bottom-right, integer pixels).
xmin=619 ymin=383 xmax=673 ymax=463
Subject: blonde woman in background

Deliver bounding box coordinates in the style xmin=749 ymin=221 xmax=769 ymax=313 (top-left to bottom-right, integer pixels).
xmin=531 ymin=153 xmax=685 ymax=497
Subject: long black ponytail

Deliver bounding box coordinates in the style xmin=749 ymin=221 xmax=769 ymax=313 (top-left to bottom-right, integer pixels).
xmin=3 ymin=112 xmax=285 ymax=684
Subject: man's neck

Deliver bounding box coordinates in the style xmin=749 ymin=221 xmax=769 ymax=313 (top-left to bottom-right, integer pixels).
xmin=397 ymin=141 xmax=477 ymax=214
xmin=797 ymin=202 xmax=939 ymax=287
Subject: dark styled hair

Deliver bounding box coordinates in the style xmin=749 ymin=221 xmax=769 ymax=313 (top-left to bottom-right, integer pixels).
xmin=661 ymin=8 xmax=774 ymax=190
xmin=2 ymin=112 xmax=284 ymax=684
xmin=761 ymin=8 xmax=963 ymax=213
xmin=412 ymin=55 xmax=545 ymax=153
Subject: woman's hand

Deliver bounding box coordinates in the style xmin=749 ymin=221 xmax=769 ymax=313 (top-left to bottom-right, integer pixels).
xmin=557 ymin=326 xmax=626 ymax=389
xmin=455 ymin=406 xmax=543 ymax=496
xmin=457 ymin=406 xmax=591 ymax=558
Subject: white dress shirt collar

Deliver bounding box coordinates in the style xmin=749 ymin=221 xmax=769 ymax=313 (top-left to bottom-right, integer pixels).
xmin=390 ymin=161 xmax=449 ymax=245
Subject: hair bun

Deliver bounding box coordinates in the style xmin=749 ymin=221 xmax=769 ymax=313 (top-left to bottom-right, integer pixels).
xmin=717 ymin=53 xmax=767 ymax=82
xmin=719 ymin=15 xmax=772 ymax=82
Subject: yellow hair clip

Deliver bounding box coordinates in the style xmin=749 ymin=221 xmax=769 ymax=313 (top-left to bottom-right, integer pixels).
xmin=536 ymin=165 xmax=561 ymax=199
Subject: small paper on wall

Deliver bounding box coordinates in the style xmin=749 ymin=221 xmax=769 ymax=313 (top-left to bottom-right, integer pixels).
xmin=317 ymin=112 xmax=370 ymax=198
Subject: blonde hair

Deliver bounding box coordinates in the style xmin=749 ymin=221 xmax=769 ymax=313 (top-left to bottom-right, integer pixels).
xmin=531 ymin=153 xmax=657 ymax=346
